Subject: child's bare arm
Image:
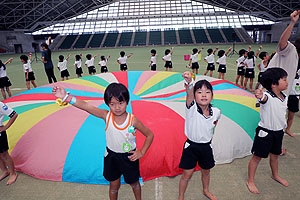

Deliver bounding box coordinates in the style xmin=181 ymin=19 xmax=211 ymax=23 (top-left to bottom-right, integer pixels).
xmin=47 ymin=37 xmax=51 ymax=46
xmin=257 ymin=63 xmax=261 ymax=71
xmin=107 ymin=55 xmax=110 ymax=61
xmin=225 ymin=47 xmax=232 ymax=56
xmin=247 ymin=45 xmax=252 ymax=51
xmin=4 ymin=58 xmax=13 ymax=65
xmin=94 ymin=54 xmax=99 ymax=58
xmin=188 ymin=59 xmax=192 ymax=66
xmin=255 ymin=88 xmax=268 ymax=103
xmin=170 ymin=47 xmax=174 ymax=55
xmin=0 ymin=112 xmax=18 ymax=132
xmin=198 ymin=47 xmax=204 ymax=54
xmin=66 ymin=54 xmax=71 ymax=61
xmin=127 ymin=53 xmax=133 ymax=58
xmin=213 ymin=46 xmax=219 ymax=54
xmin=256 ymin=46 xmax=262 ymax=57
xmin=29 ymin=53 xmax=32 ymax=61
xmin=117 ymin=59 xmax=121 ymax=64
xmin=182 ymin=71 xmax=194 ymax=106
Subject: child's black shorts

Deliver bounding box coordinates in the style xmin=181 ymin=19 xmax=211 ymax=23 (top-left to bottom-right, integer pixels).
xmin=120 ymin=64 xmax=128 ymax=71
xmin=150 ymin=64 xmax=156 ymax=71
xmin=206 ymin=63 xmax=215 ymax=71
xmin=164 ymin=61 xmax=172 ymax=68
xmin=104 ymin=147 xmax=140 ymax=184
xmin=237 ymin=66 xmax=245 ymax=75
xmin=88 ymin=66 xmax=96 ymax=74
xmin=76 ymin=67 xmax=83 ymax=75
xmin=287 ymin=95 xmax=299 ymax=113
xmin=60 ymin=69 xmax=70 ymax=78
xmin=217 ymin=64 xmax=226 ymax=73
xmin=101 ymin=66 xmax=108 ymax=73
xmin=251 ymin=126 xmax=284 ymax=158
xmin=25 ymin=72 xmax=35 ymax=81
xmin=257 ymin=72 xmax=263 ymax=83
xmin=0 ymin=76 xmax=12 ymax=88
xmin=245 ymin=68 xmax=255 ymax=79
xmin=191 ymin=62 xmax=199 ymax=69
xmin=179 ymin=139 xmax=215 ymax=170
xmin=0 ymin=131 xmax=9 ymax=153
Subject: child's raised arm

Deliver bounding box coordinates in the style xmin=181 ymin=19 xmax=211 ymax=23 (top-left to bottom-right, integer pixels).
xmin=256 ymin=46 xmax=263 ymax=57
xmin=107 ymin=55 xmax=110 ymax=61
xmin=52 ymin=86 xmax=108 ymax=120
xmin=4 ymin=58 xmax=13 ymax=65
xmin=127 ymin=53 xmax=133 ymax=58
xmin=47 ymin=37 xmax=51 ymax=46
xmin=29 ymin=53 xmax=32 ymax=61
xmin=66 ymin=54 xmax=71 ymax=61
xmin=182 ymin=71 xmax=194 ymax=106
xmin=170 ymin=47 xmax=174 ymax=55
xmin=198 ymin=47 xmax=204 ymax=54
xmin=247 ymin=45 xmax=252 ymax=51
xmin=213 ymin=46 xmax=219 ymax=54
xmin=225 ymin=47 xmax=232 ymax=56
xmin=255 ymin=88 xmax=268 ymax=103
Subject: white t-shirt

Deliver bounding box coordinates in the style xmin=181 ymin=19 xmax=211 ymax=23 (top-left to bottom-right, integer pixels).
xmin=105 ymin=111 xmax=136 ymax=153
xmin=0 ymin=102 xmax=15 ymax=126
xmin=204 ymin=54 xmax=215 ymax=64
xmin=85 ymin=58 xmax=95 ymax=67
xmin=74 ymin=60 xmax=82 ymax=68
xmin=58 ymin=60 xmax=68 ymax=72
xmin=216 ymin=55 xmax=226 ymax=65
xmin=23 ymin=60 xmax=33 ymax=73
xmin=99 ymin=60 xmax=107 ymax=67
xmin=150 ymin=55 xmax=157 ymax=65
xmin=244 ymin=57 xmax=257 ymax=69
xmin=0 ymin=65 xmax=7 ymax=78
xmin=190 ymin=53 xmax=198 ymax=63
xmin=162 ymin=54 xmax=172 ymax=61
xmin=185 ymin=100 xmax=221 ymax=143
xmin=260 ymin=60 xmax=267 ymax=72
xmin=118 ymin=56 xmax=128 ymax=64
xmin=268 ymin=41 xmax=299 ymax=95
xmin=236 ymin=56 xmax=246 ymax=68
xmin=258 ymin=91 xmax=287 ymax=131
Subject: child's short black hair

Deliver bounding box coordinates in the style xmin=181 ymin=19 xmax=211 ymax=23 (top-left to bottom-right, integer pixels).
xmin=192 ymin=48 xmax=198 ymax=54
xmin=207 ymin=48 xmax=213 ymax=54
xmin=193 ymin=80 xmax=213 ymax=106
xmin=239 ymin=49 xmax=246 ymax=56
xmin=0 ymin=60 xmax=5 ymax=70
xmin=86 ymin=54 xmax=92 ymax=60
xmin=151 ymin=49 xmax=156 ymax=55
xmin=59 ymin=55 xmax=64 ymax=62
xmin=247 ymin=51 xmax=255 ymax=59
xmin=104 ymin=83 xmax=130 ymax=105
xmin=120 ymin=51 xmax=125 ymax=57
xmin=260 ymin=68 xmax=288 ymax=91
xmin=41 ymin=43 xmax=48 ymax=49
xmin=75 ymin=55 xmax=81 ymax=61
xmin=20 ymin=55 xmax=28 ymax=62
xmin=165 ymin=49 xmax=171 ymax=55
xmin=259 ymin=51 xmax=268 ymax=60
xmin=217 ymin=50 xmax=225 ymax=58
xmin=101 ymin=56 xmax=105 ymax=61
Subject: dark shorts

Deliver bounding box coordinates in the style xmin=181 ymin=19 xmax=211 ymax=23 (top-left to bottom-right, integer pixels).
xmin=191 ymin=62 xmax=199 ymax=69
xmin=0 ymin=131 xmax=9 ymax=153
xmin=206 ymin=63 xmax=215 ymax=71
xmin=164 ymin=61 xmax=172 ymax=68
xmin=150 ymin=64 xmax=156 ymax=71
xmin=179 ymin=139 xmax=215 ymax=170
xmin=101 ymin=66 xmax=108 ymax=73
xmin=287 ymin=95 xmax=299 ymax=113
xmin=88 ymin=66 xmax=96 ymax=74
xmin=104 ymin=148 xmax=140 ymax=184
xmin=237 ymin=66 xmax=245 ymax=76
xmin=25 ymin=72 xmax=35 ymax=81
xmin=217 ymin=64 xmax=226 ymax=73
xmin=0 ymin=77 xmax=12 ymax=88
xmin=257 ymin=72 xmax=263 ymax=83
xmin=60 ymin=69 xmax=70 ymax=78
xmin=120 ymin=64 xmax=128 ymax=71
xmin=251 ymin=126 xmax=284 ymax=158
xmin=76 ymin=67 xmax=83 ymax=75
xmin=245 ymin=68 xmax=255 ymax=79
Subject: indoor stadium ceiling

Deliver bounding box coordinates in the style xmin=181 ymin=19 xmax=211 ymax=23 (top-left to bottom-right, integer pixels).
xmin=0 ymin=0 xmax=299 ymax=32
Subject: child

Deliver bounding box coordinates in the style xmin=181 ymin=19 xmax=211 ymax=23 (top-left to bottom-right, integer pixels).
xmin=99 ymin=55 xmax=110 ymax=73
xmin=216 ymin=47 xmax=232 ymax=80
xmin=204 ymin=47 xmax=219 ymax=77
xmin=20 ymin=54 xmax=37 ymax=90
xmin=243 ymin=46 xmax=262 ymax=91
xmin=117 ymin=51 xmax=133 ymax=71
xmin=52 ymin=83 xmax=154 ymax=200
xmin=85 ymin=54 xmax=98 ymax=75
xmin=236 ymin=45 xmax=251 ymax=87
xmin=149 ymin=49 xmax=157 ymax=71
xmin=187 ymin=47 xmax=204 ymax=74
xmin=74 ymin=54 xmax=83 ymax=78
xmin=0 ymin=101 xmax=18 ymax=185
xmin=247 ymin=68 xmax=289 ymax=194
xmin=57 ymin=54 xmax=71 ymax=81
xmin=179 ymin=71 xmax=221 ymax=200
xmin=0 ymin=58 xmax=13 ymax=99
xmin=256 ymin=51 xmax=269 ymax=89
xmin=162 ymin=47 xmax=174 ymax=72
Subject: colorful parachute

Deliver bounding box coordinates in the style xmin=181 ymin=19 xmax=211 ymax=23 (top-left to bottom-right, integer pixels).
xmin=3 ymin=71 xmax=260 ymax=184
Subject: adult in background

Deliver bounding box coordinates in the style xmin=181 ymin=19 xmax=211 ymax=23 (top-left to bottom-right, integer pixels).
xmin=41 ymin=37 xmax=57 ymax=84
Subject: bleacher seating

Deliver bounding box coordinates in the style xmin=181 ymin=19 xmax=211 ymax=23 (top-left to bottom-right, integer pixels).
xmin=133 ymin=32 xmax=147 ymax=46
xmin=88 ymin=33 xmax=105 ymax=48
xmin=178 ymin=30 xmax=193 ymax=44
xmin=73 ymin=34 xmax=91 ymax=49
xmin=103 ymin=32 xmax=118 ymax=47
xmin=222 ymin=28 xmax=241 ymax=42
xmin=118 ymin=32 xmax=133 ymax=47
xmin=192 ymin=29 xmax=209 ymax=43
xmin=149 ymin=31 xmax=162 ymax=45
xmin=164 ymin=30 xmax=177 ymax=45
xmin=207 ymin=29 xmax=225 ymax=43
xmin=59 ymin=35 xmax=77 ymax=49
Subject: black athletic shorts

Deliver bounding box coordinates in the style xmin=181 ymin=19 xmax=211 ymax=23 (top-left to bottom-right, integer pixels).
xmin=88 ymin=66 xmax=96 ymax=74
xmin=206 ymin=63 xmax=215 ymax=71
xmin=257 ymin=72 xmax=263 ymax=83
xmin=120 ymin=64 xmax=128 ymax=71
xmin=150 ymin=64 xmax=156 ymax=71
xmin=237 ymin=66 xmax=245 ymax=76
xmin=76 ymin=67 xmax=83 ymax=75
xmin=101 ymin=66 xmax=108 ymax=73
xmin=191 ymin=62 xmax=199 ymax=69
xmin=0 ymin=77 xmax=12 ymax=88
xmin=164 ymin=61 xmax=172 ymax=68
xmin=287 ymin=95 xmax=299 ymax=113
xmin=217 ymin=64 xmax=226 ymax=73
xmin=245 ymin=68 xmax=255 ymax=79
xmin=0 ymin=131 xmax=9 ymax=153
xmin=25 ymin=72 xmax=35 ymax=81
xmin=60 ymin=69 xmax=70 ymax=78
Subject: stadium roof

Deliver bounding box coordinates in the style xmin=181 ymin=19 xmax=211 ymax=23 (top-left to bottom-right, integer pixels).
xmin=0 ymin=0 xmax=299 ymax=32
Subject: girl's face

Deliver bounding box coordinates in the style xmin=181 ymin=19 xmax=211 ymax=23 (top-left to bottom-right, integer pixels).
xmin=194 ymin=86 xmax=213 ymax=107
xmin=108 ymin=97 xmax=128 ymax=116
xmin=277 ymin=76 xmax=288 ymax=91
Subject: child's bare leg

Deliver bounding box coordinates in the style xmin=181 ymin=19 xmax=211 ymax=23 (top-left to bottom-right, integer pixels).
xmin=244 ymin=78 xmax=248 ymax=89
xmin=204 ymin=70 xmax=208 ymax=76
xmin=210 ymin=71 xmax=213 ymax=77
xmin=249 ymin=78 xmax=254 ymax=91
xmin=270 ymin=153 xmax=288 ymax=186
xmin=286 ymin=111 xmax=296 ymax=137
xmin=236 ymin=75 xmax=240 ymax=85
xmin=247 ymin=155 xmax=261 ymax=194
xmin=222 ymin=73 xmax=224 ymax=80
xmin=130 ymin=181 xmax=141 ymax=200
xmin=0 ymin=151 xmax=17 ymax=185
xmin=6 ymin=87 xmax=11 ymax=97
xmin=1 ymin=88 xmax=6 ymax=99
xmin=192 ymin=69 xmax=195 ymax=74
xmin=240 ymin=76 xmax=244 ymax=88
xmin=202 ymin=169 xmax=217 ymax=200
xmin=26 ymin=81 xmax=30 ymax=90
xmin=109 ymin=178 xmax=121 ymax=200
xmin=61 ymin=78 xmax=64 ymax=81
xmin=66 ymin=77 xmax=69 ymax=80
xmin=218 ymin=72 xmax=221 ymax=79
xmin=196 ymin=69 xmax=198 ymax=74
xmin=178 ymin=168 xmax=194 ymax=200
xmin=165 ymin=67 xmax=168 ymax=71
xmin=31 ymin=80 xmax=37 ymax=88
xmin=0 ymin=159 xmax=9 ymax=181
xmin=170 ymin=68 xmax=172 ymax=72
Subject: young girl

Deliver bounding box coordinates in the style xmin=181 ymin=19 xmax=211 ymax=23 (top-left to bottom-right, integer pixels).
xmin=188 ymin=47 xmax=204 ymax=74
xmin=117 ymin=51 xmax=133 ymax=71
xmin=99 ymin=55 xmax=110 ymax=73
xmin=247 ymin=68 xmax=289 ymax=194
xmin=149 ymin=49 xmax=157 ymax=71
xmin=20 ymin=53 xmax=37 ymax=90
xmin=0 ymin=58 xmax=13 ymax=99
xmin=57 ymin=54 xmax=71 ymax=81
xmin=236 ymin=46 xmax=251 ymax=87
xmin=216 ymin=47 xmax=232 ymax=80
xmin=162 ymin=47 xmax=174 ymax=72
xmin=52 ymin=83 xmax=153 ymax=200
xmin=179 ymin=71 xmax=221 ymax=200
xmin=85 ymin=54 xmax=98 ymax=75
xmin=243 ymin=46 xmax=262 ymax=91
xmin=204 ymin=47 xmax=219 ymax=77
xmin=74 ymin=54 xmax=83 ymax=78
xmin=256 ymin=51 xmax=269 ymax=89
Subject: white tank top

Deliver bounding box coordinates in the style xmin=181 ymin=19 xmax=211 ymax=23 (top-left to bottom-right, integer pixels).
xmin=105 ymin=111 xmax=136 ymax=153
